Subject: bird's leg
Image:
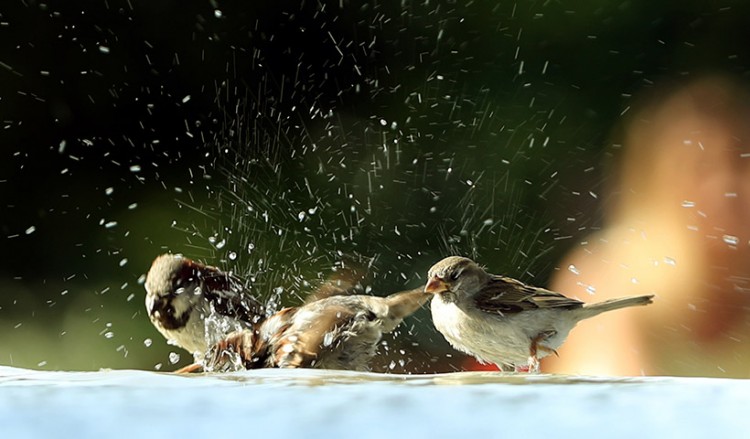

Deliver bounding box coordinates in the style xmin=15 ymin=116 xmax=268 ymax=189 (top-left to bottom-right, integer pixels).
xmin=527 ymin=331 xmax=557 ymax=374
xmin=174 ymin=363 xmax=203 ymax=374
xmin=527 ymin=354 xmax=540 ymax=374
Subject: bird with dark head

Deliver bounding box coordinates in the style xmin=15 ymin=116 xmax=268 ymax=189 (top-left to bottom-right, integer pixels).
xmin=425 ymin=256 xmax=654 ymax=373
xmin=144 ymin=254 xmax=265 ymax=364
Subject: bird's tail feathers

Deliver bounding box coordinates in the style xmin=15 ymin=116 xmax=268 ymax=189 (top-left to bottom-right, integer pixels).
xmin=579 ymin=295 xmax=654 ymax=319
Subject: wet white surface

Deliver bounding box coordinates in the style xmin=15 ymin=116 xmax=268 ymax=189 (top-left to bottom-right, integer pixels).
xmin=0 ymin=366 xmax=746 ymax=438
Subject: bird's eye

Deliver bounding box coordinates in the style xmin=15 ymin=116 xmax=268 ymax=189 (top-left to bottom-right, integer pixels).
xmin=448 ymin=270 xmax=461 ymax=281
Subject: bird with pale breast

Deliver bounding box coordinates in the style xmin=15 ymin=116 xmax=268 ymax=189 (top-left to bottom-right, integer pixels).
xmin=145 ymin=253 xmax=380 ymax=372
xmin=425 ymin=256 xmax=654 ymax=373
xmin=145 ymin=254 xmax=266 ymax=367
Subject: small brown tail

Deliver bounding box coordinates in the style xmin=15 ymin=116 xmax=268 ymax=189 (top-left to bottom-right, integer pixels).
xmin=579 ymin=295 xmax=654 ymax=319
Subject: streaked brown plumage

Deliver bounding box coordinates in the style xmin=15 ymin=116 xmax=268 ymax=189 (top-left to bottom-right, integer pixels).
xmin=425 ymin=256 xmax=654 ymax=373
xmin=201 ymin=287 xmax=430 ymax=372
xmin=145 ymin=253 xmax=424 ymax=372
xmin=144 ymin=254 xmax=266 ymax=363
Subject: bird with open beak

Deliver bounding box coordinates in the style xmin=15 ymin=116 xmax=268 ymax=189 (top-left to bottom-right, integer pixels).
xmin=425 ymin=256 xmax=654 ymax=373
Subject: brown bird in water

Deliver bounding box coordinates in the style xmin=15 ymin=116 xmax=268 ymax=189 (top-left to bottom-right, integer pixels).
xmin=200 ymin=287 xmax=430 ymax=372
xmin=425 ymin=256 xmax=654 ymax=373
xmin=145 ymin=253 xmax=403 ymax=372
xmin=144 ymin=254 xmax=266 ymax=364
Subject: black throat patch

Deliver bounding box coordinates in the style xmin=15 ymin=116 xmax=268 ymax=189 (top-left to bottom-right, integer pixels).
xmin=150 ymin=295 xmax=193 ymax=330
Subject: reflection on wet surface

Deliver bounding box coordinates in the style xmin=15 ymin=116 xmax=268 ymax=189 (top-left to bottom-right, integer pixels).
xmin=1 ymin=366 xmax=748 ymax=438
xmin=0 ymin=365 xmax=654 ymax=387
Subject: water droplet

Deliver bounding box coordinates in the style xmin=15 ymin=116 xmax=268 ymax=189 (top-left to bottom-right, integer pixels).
xmin=37 ymin=361 xmax=47 ymax=367
xmin=228 ymin=251 xmax=237 ymax=260
xmin=681 ymin=200 xmax=695 ymax=208
xmin=247 ymin=243 xmax=255 ymax=253
xmin=664 ymin=257 xmax=676 ymax=266
xmin=25 ymin=226 xmax=36 ymax=235
xmin=154 ymin=363 xmax=163 ymax=370
xmin=168 ymin=352 xmax=180 ymax=364
xmin=214 ymin=9 xmax=223 ymax=18
xmin=631 ymin=277 xmax=639 ymax=284
xmin=144 ymin=338 xmax=152 ymax=347
xmin=298 ymin=211 xmax=306 ymax=221
xmin=723 ymin=234 xmax=740 ymax=246
xmin=483 ymin=218 xmax=493 ymax=226
xmin=119 ymin=258 xmax=128 ymax=267
xmin=567 ymin=264 xmax=580 ymax=275
xmin=104 ymin=331 xmax=114 ymax=339
xmin=105 ymin=187 xmax=114 ymax=196
xmin=129 ymin=164 xmax=141 ymax=173
xmin=215 ymin=239 xmax=226 ymax=249
xmin=585 ymin=284 xmax=596 ymax=295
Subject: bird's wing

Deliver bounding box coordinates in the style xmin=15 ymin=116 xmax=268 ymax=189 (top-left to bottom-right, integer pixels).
xmin=272 ymin=303 xmax=361 ymax=368
xmin=203 ymin=327 xmax=270 ymax=371
xmin=303 ymin=259 xmax=368 ymax=304
xmin=473 ymin=275 xmax=583 ymax=314
xmin=203 ymin=307 xmax=300 ymax=371
xmin=200 ymin=269 xmax=266 ymax=325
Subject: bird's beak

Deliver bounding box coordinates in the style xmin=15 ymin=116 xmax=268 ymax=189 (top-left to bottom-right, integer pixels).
xmin=424 ymin=276 xmax=449 ymax=294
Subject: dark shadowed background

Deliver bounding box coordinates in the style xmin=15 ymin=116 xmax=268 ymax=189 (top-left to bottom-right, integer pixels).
xmin=2 ymin=0 xmax=750 ymax=371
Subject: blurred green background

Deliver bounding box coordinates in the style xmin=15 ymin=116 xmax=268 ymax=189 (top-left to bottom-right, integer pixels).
xmin=2 ymin=0 xmax=750 ymax=372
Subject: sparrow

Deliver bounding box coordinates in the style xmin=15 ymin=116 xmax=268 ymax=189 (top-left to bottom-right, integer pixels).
xmin=199 ymin=287 xmax=431 ymax=372
xmin=144 ymin=254 xmax=266 ymax=364
xmin=425 ymin=256 xmax=654 ymax=373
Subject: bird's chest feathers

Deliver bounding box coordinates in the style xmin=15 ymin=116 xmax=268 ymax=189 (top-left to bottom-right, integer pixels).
xmin=431 ymin=298 xmax=476 ymax=344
